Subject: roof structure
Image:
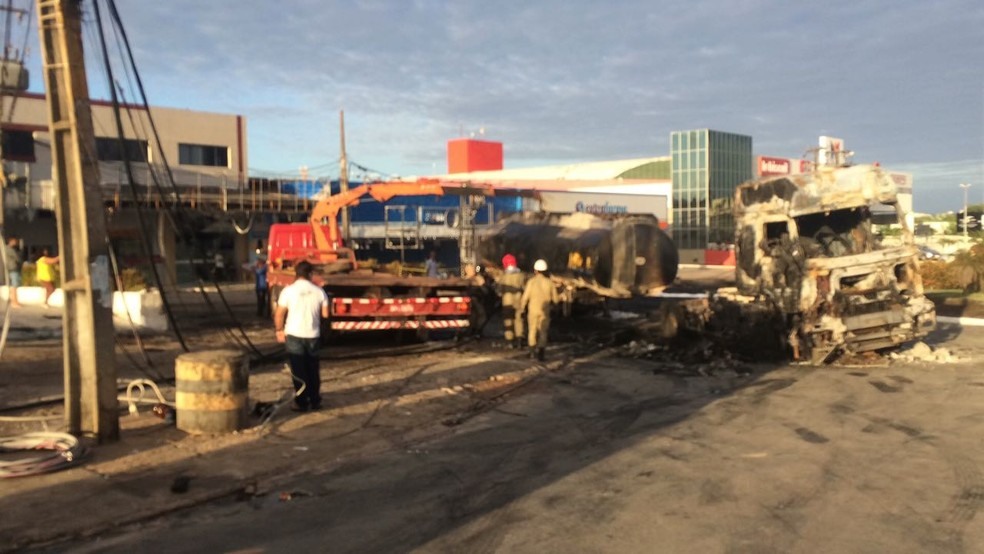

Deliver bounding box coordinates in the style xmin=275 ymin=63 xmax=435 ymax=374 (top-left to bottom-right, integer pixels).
xmin=442 ymin=156 xmax=669 ymax=182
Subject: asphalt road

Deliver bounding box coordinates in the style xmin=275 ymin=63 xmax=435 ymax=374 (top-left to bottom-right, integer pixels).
xmin=52 ymin=323 xmax=984 ymax=554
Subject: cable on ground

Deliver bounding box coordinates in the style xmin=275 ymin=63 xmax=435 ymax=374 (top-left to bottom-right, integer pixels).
xmin=120 ymin=378 xmax=173 ymax=415
xmin=0 ymin=432 xmax=86 ymax=478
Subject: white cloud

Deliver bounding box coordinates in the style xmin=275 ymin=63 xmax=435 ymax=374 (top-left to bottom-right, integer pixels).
xmin=16 ymin=0 xmax=982 ymax=202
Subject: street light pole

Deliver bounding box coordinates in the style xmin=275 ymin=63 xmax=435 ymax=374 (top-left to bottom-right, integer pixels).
xmin=959 ymin=183 xmax=971 ymax=237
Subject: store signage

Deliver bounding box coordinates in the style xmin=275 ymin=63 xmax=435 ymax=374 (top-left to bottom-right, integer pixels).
xmin=538 ymin=191 xmax=668 ymax=220
xmin=758 ymin=156 xmax=791 ymax=176
xmin=574 ymin=200 xmax=628 ymax=214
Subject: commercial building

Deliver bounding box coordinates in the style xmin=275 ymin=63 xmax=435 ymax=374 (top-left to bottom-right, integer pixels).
xmin=670 ymin=129 xmax=753 ymax=250
xmin=441 ymin=140 xmax=672 ymax=222
xmin=440 ymin=131 xmax=752 ymax=259
xmin=3 ymin=91 xmax=247 ymax=199
xmin=0 ymin=92 xmax=252 ymax=283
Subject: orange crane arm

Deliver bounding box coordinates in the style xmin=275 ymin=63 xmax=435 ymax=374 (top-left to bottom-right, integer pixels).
xmin=310 ymin=179 xmax=496 ymax=251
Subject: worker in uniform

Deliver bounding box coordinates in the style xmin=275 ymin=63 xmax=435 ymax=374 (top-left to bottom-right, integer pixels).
xmin=496 ymin=254 xmax=526 ymax=349
xmin=520 ymin=258 xmax=559 ymax=361
xmin=274 ymin=261 xmax=329 ymax=412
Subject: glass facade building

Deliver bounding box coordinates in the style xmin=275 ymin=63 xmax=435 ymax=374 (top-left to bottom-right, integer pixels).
xmin=671 ymin=129 xmax=753 ymax=249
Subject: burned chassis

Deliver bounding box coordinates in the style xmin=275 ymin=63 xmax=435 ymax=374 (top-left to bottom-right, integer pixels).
xmin=726 ymin=164 xmax=936 ymax=363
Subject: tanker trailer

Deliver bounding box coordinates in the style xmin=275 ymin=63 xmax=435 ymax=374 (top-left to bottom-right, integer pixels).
xmin=476 ymin=212 xmax=678 ymax=298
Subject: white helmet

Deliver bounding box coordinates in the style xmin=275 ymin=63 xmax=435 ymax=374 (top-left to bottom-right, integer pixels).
xmin=533 ymin=259 xmax=548 ymax=272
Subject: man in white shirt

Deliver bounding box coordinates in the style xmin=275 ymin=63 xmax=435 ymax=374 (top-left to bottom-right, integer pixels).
xmin=274 ymin=261 xmax=330 ymax=411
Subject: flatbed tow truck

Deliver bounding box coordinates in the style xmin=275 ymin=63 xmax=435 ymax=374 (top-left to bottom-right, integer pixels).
xmin=266 ymin=179 xmax=506 ymax=336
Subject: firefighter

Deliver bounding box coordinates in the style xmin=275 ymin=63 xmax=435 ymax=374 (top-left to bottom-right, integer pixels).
xmin=520 ymin=258 xmax=559 ymax=361
xmin=496 ymin=254 xmax=526 ymax=348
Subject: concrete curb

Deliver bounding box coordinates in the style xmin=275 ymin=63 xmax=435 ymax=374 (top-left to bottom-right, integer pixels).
xmin=937 ymin=315 xmax=984 ymax=327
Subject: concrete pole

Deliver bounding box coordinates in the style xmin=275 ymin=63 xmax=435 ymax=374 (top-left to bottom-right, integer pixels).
xmin=36 ymin=0 xmax=118 ymax=441
xmin=960 ymin=183 xmax=971 ymax=238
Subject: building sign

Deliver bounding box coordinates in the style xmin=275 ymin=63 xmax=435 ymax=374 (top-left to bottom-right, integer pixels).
xmin=959 ymin=210 xmax=982 ymax=231
xmin=756 ymin=156 xmax=811 ymax=177
xmin=888 ymin=172 xmax=913 ymax=194
xmin=818 ymin=136 xmax=846 ymax=166
xmin=757 ymin=156 xmax=791 ymax=176
xmin=574 ymin=201 xmax=629 ymax=214
xmin=538 ymin=191 xmax=668 ymax=221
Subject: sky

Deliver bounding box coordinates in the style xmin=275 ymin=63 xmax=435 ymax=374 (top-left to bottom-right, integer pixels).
xmin=14 ymin=0 xmax=984 ymax=213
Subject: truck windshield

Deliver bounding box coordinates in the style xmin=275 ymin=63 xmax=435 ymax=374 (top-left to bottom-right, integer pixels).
xmin=794 ymin=206 xmax=879 ymax=258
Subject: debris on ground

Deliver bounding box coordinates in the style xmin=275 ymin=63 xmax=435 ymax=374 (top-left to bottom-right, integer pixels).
xmin=617 ymin=338 xmax=754 ymax=377
xmin=831 ymin=351 xmax=889 ymax=367
xmin=889 ymin=341 xmax=957 ymax=364
xmin=170 ymin=476 xmax=191 ymax=494
xmin=279 ymin=490 xmax=312 ymax=502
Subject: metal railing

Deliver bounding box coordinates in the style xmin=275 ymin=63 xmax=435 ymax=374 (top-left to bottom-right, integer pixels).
xmin=11 ymin=162 xmax=324 ymax=214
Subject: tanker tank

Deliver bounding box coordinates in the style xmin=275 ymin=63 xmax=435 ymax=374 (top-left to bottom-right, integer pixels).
xmin=476 ymin=212 xmax=678 ymax=297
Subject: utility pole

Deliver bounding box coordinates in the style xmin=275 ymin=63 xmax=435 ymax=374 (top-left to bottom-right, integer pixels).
xmin=960 ymin=183 xmax=971 ymax=238
xmin=36 ymin=0 xmax=118 ymax=442
xmin=338 ymin=110 xmax=350 ymax=243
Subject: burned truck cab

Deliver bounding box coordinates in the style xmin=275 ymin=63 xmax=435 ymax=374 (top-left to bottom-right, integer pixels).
xmin=733 ymin=164 xmax=936 ymax=363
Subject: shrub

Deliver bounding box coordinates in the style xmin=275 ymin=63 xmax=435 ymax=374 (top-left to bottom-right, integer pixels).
xmin=949 ymin=243 xmax=984 ymax=293
xmin=120 ymin=268 xmax=147 ymax=291
xmin=920 ymin=260 xmax=961 ymax=290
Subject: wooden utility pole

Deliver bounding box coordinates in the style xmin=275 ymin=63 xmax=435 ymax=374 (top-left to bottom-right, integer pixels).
xmin=339 ymin=110 xmax=350 ymax=243
xmin=36 ymin=0 xmax=118 ymax=441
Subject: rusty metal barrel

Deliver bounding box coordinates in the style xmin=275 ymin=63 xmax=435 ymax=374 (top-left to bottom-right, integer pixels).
xmin=175 ymin=349 xmax=249 ymax=434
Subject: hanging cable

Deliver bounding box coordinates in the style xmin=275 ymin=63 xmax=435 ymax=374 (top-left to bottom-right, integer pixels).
xmin=232 ymin=212 xmax=254 ymax=235
xmin=102 ymin=0 xmax=270 ymax=360
xmin=106 ymin=237 xmax=165 ymax=380
xmin=91 ymin=0 xmax=188 ymax=351
xmin=103 ymin=76 xmax=262 ymax=360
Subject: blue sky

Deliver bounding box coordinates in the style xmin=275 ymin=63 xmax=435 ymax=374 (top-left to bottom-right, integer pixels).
xmin=17 ymin=0 xmax=984 ymax=213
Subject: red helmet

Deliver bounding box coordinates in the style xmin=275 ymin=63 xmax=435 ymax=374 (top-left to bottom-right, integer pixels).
xmin=501 ymin=254 xmax=517 ymax=268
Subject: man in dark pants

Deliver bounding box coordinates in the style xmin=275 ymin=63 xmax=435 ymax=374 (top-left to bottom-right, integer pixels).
xmin=274 ymin=261 xmax=329 ymax=412
xmin=250 ymin=258 xmax=270 ymax=317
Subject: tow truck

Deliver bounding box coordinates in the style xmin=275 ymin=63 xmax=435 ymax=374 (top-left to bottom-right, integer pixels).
xmin=266 ymin=179 xmax=507 ymax=336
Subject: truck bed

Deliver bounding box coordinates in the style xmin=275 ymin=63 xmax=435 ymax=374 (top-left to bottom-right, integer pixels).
xmin=317 ymin=271 xmax=472 ymax=289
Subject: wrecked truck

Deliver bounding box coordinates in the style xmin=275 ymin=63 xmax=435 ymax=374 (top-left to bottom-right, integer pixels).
xmin=714 ymin=163 xmax=936 ymax=363
xmin=664 ymin=165 xmax=936 ymax=363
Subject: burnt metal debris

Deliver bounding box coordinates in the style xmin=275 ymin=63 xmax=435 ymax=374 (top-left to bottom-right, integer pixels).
xmin=722 ymin=163 xmax=935 ymax=363
xmin=476 ymin=164 xmax=935 ymax=365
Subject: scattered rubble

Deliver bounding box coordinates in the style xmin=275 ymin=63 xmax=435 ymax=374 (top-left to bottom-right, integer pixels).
xmin=889 ymin=342 xmax=957 ymax=364
xmin=618 ymin=338 xmax=754 ymax=378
